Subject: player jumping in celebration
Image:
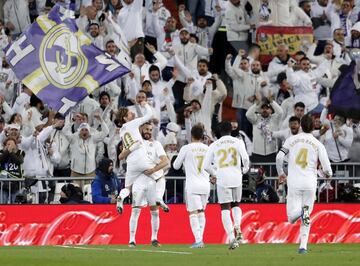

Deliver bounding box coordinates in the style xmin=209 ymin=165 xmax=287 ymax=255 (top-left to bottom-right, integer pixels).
xmin=116 ymin=102 xmax=161 ymax=214
xmin=276 ymin=115 xmax=332 ymax=254
xmin=204 ymin=121 xmax=250 ymax=250
xmin=173 ymin=124 xmax=210 ymax=248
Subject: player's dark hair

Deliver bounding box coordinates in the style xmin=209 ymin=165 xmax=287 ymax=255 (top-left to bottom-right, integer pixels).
xmin=218 ymin=121 xmax=232 ymax=136
xmin=301 ymin=115 xmax=314 ymax=133
xmin=191 ymin=125 xmax=204 ymax=140
xmin=289 ymin=116 xmax=301 ymax=123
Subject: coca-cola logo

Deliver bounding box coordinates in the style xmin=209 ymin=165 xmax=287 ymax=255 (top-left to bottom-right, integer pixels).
xmin=0 ymin=211 xmax=116 ymax=246
xmin=0 ymin=205 xmax=359 ymax=246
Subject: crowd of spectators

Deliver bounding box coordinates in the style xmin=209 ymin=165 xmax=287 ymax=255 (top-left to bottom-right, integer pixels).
xmin=0 ymin=0 xmax=359 ymax=204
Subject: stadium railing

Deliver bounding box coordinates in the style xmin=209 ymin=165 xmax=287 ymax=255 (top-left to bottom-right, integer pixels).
xmin=0 ymin=162 xmax=359 ymax=204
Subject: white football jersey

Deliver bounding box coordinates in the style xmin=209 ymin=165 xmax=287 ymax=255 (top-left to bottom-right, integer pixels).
xmin=280 ymin=132 xmax=332 ymax=190
xmin=173 ymin=142 xmax=210 ymax=194
xmin=143 ymin=139 xmax=167 ymax=180
xmin=204 ymin=135 xmax=249 ymax=188
xmin=120 ymin=104 xmax=153 ymax=163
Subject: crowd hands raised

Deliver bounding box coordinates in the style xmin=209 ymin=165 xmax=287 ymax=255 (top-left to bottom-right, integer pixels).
xmin=0 ymin=0 xmax=359 ymax=204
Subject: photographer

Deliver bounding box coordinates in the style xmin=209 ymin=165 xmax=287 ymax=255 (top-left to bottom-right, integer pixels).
xmin=59 ymin=183 xmax=90 ymax=204
xmin=0 ymin=136 xmax=24 ymax=203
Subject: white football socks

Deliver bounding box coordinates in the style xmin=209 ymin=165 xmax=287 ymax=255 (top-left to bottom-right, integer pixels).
xmin=189 ymin=214 xmax=202 ymax=243
xmin=156 ymin=178 xmax=166 ymax=202
xmin=300 ymin=223 xmax=311 ymax=250
xmin=198 ymin=212 xmax=206 ymax=240
xmin=221 ymin=210 xmax=235 ymax=242
xmin=129 ymin=207 xmax=141 ymax=243
xmin=231 ymin=206 xmax=242 ymax=229
xmin=151 ymin=210 xmax=160 ymax=241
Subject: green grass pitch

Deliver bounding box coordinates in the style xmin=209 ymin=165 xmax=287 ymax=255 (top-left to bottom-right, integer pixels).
xmin=0 ymin=244 xmax=359 ymax=266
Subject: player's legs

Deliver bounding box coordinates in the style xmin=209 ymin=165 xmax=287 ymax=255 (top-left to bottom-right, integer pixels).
xmin=299 ymin=190 xmax=316 ymax=253
xmin=230 ymin=186 xmax=243 ymax=242
xmin=146 ymin=178 xmax=161 ymax=247
xmin=129 ymin=206 xmax=141 ymax=246
xmin=217 ymin=185 xmax=237 ymax=249
xmin=198 ymin=194 xmax=208 ymax=241
xmin=117 ymin=171 xmax=138 ymax=214
xmin=286 ymin=189 xmax=303 ymax=224
xmin=186 ymin=192 xmax=205 ymax=247
xmin=155 ymin=177 xmax=169 ymax=212
xmin=128 ymin=176 xmax=148 ymax=246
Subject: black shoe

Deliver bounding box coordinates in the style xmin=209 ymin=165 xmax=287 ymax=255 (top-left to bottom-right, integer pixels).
xmin=156 ymin=201 xmax=170 ymax=213
xmin=151 ymin=240 xmax=161 ymax=247
xmin=128 ymin=242 xmax=136 ymax=248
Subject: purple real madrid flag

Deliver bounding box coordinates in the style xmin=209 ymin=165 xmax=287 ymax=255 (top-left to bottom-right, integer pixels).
xmin=330 ymin=60 xmax=360 ymax=120
xmin=4 ymin=2 xmax=129 ymax=115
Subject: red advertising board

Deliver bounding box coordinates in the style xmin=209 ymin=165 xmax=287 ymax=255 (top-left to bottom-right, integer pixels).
xmin=0 ymin=204 xmax=359 ymax=246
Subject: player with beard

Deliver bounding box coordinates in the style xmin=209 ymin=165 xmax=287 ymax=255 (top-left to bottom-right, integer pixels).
xmin=276 ymin=115 xmax=332 ymax=254
xmin=125 ymin=122 xmax=169 ymax=248
xmin=141 ymin=122 xmax=170 ymax=213
xmin=116 ymin=102 xmax=163 ymax=214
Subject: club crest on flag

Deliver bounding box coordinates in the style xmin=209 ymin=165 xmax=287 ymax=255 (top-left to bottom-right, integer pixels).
xmin=39 ymin=23 xmax=88 ymax=89
xmin=4 ymin=2 xmax=129 ymax=115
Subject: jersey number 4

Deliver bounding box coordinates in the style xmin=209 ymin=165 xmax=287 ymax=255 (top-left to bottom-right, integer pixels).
xmin=295 ymin=148 xmax=308 ymax=169
xmin=217 ymin=148 xmax=237 ymax=168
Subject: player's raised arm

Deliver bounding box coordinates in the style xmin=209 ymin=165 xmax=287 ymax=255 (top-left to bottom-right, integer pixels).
xmin=130 ymin=102 xmax=154 ymax=128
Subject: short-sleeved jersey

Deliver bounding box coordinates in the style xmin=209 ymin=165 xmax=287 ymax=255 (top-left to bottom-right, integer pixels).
xmin=173 ymin=142 xmax=210 ymax=194
xmin=281 ymin=132 xmax=332 ymax=190
xmin=204 ymin=135 xmax=249 ymax=188
xmin=143 ymin=139 xmax=167 ymax=180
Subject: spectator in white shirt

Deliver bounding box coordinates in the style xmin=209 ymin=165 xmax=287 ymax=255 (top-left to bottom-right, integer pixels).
xmin=320 ymin=105 xmax=353 ymax=162
xmin=286 ymin=56 xmax=330 ymax=114
xmin=246 ymin=94 xmax=283 ymax=163
xmin=3 ymin=0 xmax=31 ymax=38
xmin=117 ymin=0 xmax=145 ymax=59
xmin=224 ymin=0 xmax=255 ymax=52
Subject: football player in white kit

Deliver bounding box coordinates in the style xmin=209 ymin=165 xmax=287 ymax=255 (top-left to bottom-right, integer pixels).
xmin=204 ymin=121 xmax=250 ymax=250
xmin=173 ymin=124 xmax=210 ymax=248
xmin=116 ymin=102 xmax=161 ymax=214
xmin=121 ymin=122 xmax=170 ymax=247
xmin=276 ymin=115 xmax=332 ymax=254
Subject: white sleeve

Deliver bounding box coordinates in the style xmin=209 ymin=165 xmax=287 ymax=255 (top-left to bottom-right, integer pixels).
xmin=238 ymin=139 xmax=250 ymax=174
xmin=276 ymin=138 xmax=290 ymax=175
xmin=203 ymin=145 xmax=215 ymax=176
xmin=318 ymin=143 xmax=333 ymax=177
xmin=173 ymin=146 xmax=186 ymax=170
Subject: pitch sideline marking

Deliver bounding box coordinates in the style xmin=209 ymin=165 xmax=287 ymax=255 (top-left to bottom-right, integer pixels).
xmin=58 ymin=245 xmax=192 ymax=255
